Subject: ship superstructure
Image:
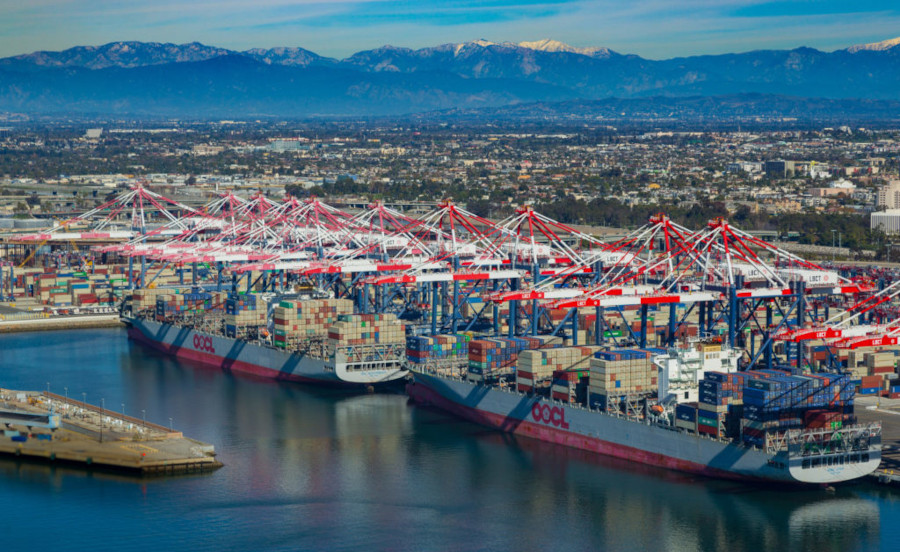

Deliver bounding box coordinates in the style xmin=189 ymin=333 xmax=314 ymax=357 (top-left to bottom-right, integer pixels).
xmin=654 ymin=340 xmax=743 ymax=404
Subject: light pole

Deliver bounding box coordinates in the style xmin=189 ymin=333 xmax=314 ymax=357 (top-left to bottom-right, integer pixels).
xmin=831 ymin=229 xmax=836 ymax=261
xmin=141 ymin=409 xmax=146 ymax=433
xmin=169 ymin=417 xmax=173 ymax=432
xmin=82 ymin=392 xmax=86 ymax=419
xmin=63 ymin=387 xmax=68 ymax=413
xmin=100 ymin=398 xmax=105 ymax=443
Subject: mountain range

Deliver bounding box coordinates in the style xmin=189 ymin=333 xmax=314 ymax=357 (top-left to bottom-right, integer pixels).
xmin=1 ymin=38 xmax=899 ymax=118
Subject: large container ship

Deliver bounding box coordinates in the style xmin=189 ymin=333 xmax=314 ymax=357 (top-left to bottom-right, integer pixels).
xmin=125 ymin=316 xmax=406 ymax=386
xmin=406 ymin=342 xmax=883 ymax=485
xmin=123 ymin=289 xmax=408 ymax=387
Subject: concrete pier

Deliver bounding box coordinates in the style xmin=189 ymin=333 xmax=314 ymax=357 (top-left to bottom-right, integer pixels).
xmin=0 ymin=388 xmax=222 ymax=474
xmin=855 ymin=396 xmax=900 ymax=485
xmin=0 ymin=313 xmax=124 ymax=333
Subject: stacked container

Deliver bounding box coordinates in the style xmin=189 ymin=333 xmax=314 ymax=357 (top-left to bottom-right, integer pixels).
xmin=858 ymin=375 xmax=883 ymax=395
xmin=272 ymin=298 xmax=354 ymax=348
xmin=155 ymin=290 xmax=215 ymax=319
xmin=885 ymin=377 xmax=900 ymax=399
xmin=864 ymin=351 xmax=897 ymax=380
xmin=225 ymin=294 xmax=266 ymax=337
xmin=803 ymin=409 xmax=843 ymax=430
xmin=327 ymin=313 xmax=407 ymax=347
xmin=587 ymin=348 xmax=663 ymax=409
xmin=132 ymin=287 xmax=187 ymax=310
xmin=675 ymin=403 xmax=699 ymax=432
xmin=550 ymin=369 xmax=590 ymax=404
xmin=406 ymin=334 xmax=471 ymax=365
xmin=11 ymin=262 xmax=227 ymax=304
xmin=516 ymin=346 xmax=600 ymax=393
xmin=697 ymin=371 xmax=751 ymax=438
xmin=467 ymin=338 xmax=529 ymax=381
xmin=740 ymin=370 xmax=853 ymax=447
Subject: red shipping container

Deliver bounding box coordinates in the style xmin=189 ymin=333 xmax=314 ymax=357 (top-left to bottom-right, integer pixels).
xmin=553 ymin=370 xmax=579 ymax=383
xmin=698 ymin=424 xmax=719 ymax=437
xmin=861 ymin=375 xmax=882 ymax=388
xmin=552 ymin=391 xmax=572 ymax=402
xmin=77 ymin=294 xmax=98 ymax=305
xmin=804 ymin=409 xmax=840 ymax=428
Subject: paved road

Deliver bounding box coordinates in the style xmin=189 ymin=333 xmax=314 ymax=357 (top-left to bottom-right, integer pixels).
xmin=856 ymin=396 xmax=900 ymax=472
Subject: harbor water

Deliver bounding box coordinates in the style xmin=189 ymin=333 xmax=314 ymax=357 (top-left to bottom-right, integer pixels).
xmin=0 ymin=328 xmax=899 ymax=551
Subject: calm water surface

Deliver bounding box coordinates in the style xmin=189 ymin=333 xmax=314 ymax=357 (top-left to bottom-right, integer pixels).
xmin=0 ymin=328 xmax=898 ymax=552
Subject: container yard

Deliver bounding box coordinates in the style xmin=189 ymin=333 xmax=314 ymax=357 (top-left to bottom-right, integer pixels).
xmin=2 ymin=187 xmax=900 ymax=484
xmin=0 ymin=387 xmax=221 ymax=474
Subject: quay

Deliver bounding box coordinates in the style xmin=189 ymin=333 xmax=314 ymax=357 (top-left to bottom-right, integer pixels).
xmin=856 ymin=396 xmax=900 ymax=485
xmin=0 ymin=301 xmax=124 ymax=333
xmin=0 ymin=313 xmax=123 ymax=333
xmin=0 ymin=388 xmax=222 ymax=474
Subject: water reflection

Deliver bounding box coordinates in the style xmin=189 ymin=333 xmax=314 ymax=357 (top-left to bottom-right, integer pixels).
xmin=408 ymin=413 xmax=884 ymax=552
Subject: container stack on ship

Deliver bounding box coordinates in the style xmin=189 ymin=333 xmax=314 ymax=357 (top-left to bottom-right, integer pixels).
xmin=517 ymin=343 xmax=595 ymax=394
xmin=224 ymin=294 xmax=267 ymax=338
xmin=273 ymin=298 xmax=354 ymax=349
xmin=325 ymin=313 xmax=407 ymax=377
xmin=155 ymin=290 xmax=227 ymax=321
xmin=587 ymin=348 xmax=668 ymax=415
xmin=406 ymin=334 xmax=472 ymax=376
xmin=466 ymin=338 xmax=530 ymax=382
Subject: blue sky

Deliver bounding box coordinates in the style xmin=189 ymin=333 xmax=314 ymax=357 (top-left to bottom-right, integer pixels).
xmin=1 ymin=0 xmax=898 ymax=59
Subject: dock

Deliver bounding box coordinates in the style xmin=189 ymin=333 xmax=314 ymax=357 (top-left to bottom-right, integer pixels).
xmin=855 ymin=396 xmax=900 ymax=485
xmin=0 ymin=388 xmax=222 ymax=474
xmin=0 ymin=313 xmax=124 ymax=333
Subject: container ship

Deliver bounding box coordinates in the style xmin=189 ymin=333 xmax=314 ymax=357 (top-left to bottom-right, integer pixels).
xmin=405 ymin=339 xmax=882 ymax=484
xmin=124 ymin=288 xmax=408 ymax=387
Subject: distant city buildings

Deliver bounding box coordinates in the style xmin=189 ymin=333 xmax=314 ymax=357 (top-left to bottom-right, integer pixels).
xmin=0 ymin=124 xmax=897 ymax=232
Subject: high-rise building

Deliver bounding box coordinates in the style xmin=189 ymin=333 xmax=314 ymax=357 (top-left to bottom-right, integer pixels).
xmin=877 ymin=180 xmax=900 ymax=209
xmin=871 ymin=210 xmax=900 ymax=235
xmin=764 ymin=160 xmax=796 ymax=178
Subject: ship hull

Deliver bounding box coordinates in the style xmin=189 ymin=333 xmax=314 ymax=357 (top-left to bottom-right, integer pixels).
xmin=407 ymin=372 xmax=878 ymax=484
xmin=126 ymin=317 xmax=406 ymax=387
